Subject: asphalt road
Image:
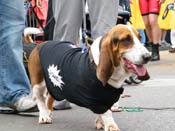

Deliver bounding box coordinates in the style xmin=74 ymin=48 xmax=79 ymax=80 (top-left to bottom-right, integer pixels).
xmin=0 ymin=51 xmax=175 ymax=131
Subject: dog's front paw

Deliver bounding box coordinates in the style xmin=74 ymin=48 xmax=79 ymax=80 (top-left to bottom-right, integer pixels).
xmin=39 ymin=110 xmax=52 ymax=124
xmin=100 ymin=110 xmax=121 ymax=131
xmin=104 ymin=124 xmax=120 ymax=131
xmin=95 ymin=116 xmax=104 ymax=130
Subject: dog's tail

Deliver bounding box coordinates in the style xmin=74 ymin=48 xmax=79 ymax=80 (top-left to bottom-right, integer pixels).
xmin=23 ymin=27 xmax=43 ymax=44
xmin=24 ymin=27 xmax=43 ymax=36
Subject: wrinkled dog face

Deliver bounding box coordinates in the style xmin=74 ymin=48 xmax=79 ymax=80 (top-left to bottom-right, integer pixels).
xmin=111 ymin=24 xmax=151 ymax=79
xmin=96 ymin=24 xmax=151 ymax=86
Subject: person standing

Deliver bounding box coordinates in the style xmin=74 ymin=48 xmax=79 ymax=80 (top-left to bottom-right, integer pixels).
xmin=0 ymin=0 xmax=36 ymax=113
xmin=158 ymin=0 xmax=172 ymax=48
xmin=139 ymin=0 xmax=165 ymax=61
xmin=51 ymin=0 xmax=119 ymax=44
xmin=158 ymin=0 xmax=175 ymax=52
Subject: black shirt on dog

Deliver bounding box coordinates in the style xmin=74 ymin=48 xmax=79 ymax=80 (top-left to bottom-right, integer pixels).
xmin=39 ymin=41 xmax=123 ymax=114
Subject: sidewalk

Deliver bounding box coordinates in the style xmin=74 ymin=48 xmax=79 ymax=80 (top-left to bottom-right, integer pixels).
xmin=148 ymin=50 xmax=175 ymax=77
xmin=117 ymin=50 xmax=175 ymax=131
xmin=0 ymin=50 xmax=174 ymax=131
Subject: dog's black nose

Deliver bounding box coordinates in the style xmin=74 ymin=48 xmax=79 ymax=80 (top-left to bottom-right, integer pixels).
xmin=143 ymin=53 xmax=151 ymax=63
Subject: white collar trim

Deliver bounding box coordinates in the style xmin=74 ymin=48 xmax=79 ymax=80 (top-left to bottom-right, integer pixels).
xmin=90 ymin=36 xmax=102 ymax=65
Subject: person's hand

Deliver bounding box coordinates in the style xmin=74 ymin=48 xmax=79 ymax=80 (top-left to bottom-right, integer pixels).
xmin=36 ymin=0 xmax=43 ymax=8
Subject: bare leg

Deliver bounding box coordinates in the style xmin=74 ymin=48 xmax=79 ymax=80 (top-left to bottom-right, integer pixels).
xmin=160 ymin=29 xmax=167 ymax=44
xmin=142 ymin=14 xmax=160 ymax=61
xmin=142 ymin=15 xmax=153 ymax=42
xmin=149 ymin=14 xmax=161 ymax=44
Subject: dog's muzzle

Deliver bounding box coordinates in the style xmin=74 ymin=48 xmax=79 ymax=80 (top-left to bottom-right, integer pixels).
xmin=123 ymin=52 xmax=151 ymax=81
xmin=142 ymin=53 xmax=151 ymax=64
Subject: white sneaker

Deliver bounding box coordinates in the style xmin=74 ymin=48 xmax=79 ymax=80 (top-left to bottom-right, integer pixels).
xmin=14 ymin=95 xmax=37 ymax=112
xmin=53 ymin=99 xmax=72 ymax=110
xmin=0 ymin=106 xmax=16 ymax=114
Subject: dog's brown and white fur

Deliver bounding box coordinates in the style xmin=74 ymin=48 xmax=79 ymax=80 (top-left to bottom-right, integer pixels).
xmin=27 ymin=24 xmax=151 ymax=131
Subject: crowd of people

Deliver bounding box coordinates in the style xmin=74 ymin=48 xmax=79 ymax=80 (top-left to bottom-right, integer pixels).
xmin=0 ymin=0 xmax=175 ymax=113
xmin=130 ymin=0 xmax=175 ymax=55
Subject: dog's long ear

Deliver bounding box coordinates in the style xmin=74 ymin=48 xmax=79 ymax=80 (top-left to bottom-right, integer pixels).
xmin=97 ymin=35 xmax=114 ymax=86
xmin=111 ymin=34 xmax=120 ymax=67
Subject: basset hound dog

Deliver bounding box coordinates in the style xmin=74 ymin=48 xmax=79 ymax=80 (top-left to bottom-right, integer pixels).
xmin=27 ymin=24 xmax=151 ymax=131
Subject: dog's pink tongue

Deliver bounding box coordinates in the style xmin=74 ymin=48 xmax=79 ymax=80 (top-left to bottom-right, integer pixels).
xmin=123 ymin=58 xmax=147 ymax=77
xmin=129 ymin=64 xmax=147 ymax=77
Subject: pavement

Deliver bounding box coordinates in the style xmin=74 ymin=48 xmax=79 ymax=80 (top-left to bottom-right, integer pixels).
xmin=117 ymin=50 xmax=175 ymax=131
xmin=0 ymin=50 xmax=175 ymax=131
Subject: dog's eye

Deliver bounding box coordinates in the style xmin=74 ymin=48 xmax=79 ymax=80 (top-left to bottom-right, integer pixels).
xmin=113 ymin=37 xmax=118 ymax=44
xmin=122 ymin=36 xmax=132 ymax=45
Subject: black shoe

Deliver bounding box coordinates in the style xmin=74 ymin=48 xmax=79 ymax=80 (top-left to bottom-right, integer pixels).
xmin=151 ymin=44 xmax=160 ymax=61
xmin=151 ymin=53 xmax=160 ymax=61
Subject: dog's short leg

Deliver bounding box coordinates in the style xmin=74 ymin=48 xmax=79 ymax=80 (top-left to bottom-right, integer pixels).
xmin=95 ymin=116 xmax=104 ymax=130
xmin=46 ymin=93 xmax=54 ymax=111
xmin=33 ymin=81 xmax=52 ymax=124
xmin=96 ymin=110 xmax=120 ymax=131
xmin=29 ymin=46 xmax=52 ymax=124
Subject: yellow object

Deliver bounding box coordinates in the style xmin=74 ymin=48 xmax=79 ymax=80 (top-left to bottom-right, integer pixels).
xmin=158 ymin=1 xmax=175 ymax=29
xmin=130 ymin=0 xmax=145 ymax=29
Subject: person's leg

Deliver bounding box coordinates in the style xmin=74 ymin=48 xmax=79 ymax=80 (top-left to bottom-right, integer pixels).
xmin=44 ymin=0 xmax=55 ymax=41
xmin=87 ymin=0 xmax=118 ymax=39
xmin=52 ymin=0 xmax=83 ymax=45
xmin=87 ymin=0 xmax=119 ymax=112
xmin=160 ymin=29 xmax=167 ymax=44
xmin=160 ymin=29 xmax=170 ymax=49
xmin=169 ymin=29 xmax=175 ymax=53
xmin=139 ymin=0 xmax=161 ymax=61
xmin=142 ymin=15 xmax=153 ymax=42
xmin=149 ymin=14 xmax=161 ymax=44
xmin=139 ymin=0 xmax=152 ymax=42
xmin=51 ymin=0 xmax=83 ymax=109
xmin=0 ymin=0 xmax=36 ymax=112
xmin=148 ymin=14 xmax=161 ymax=61
xmin=141 ymin=15 xmax=153 ymax=48
xmin=148 ymin=0 xmax=162 ymax=61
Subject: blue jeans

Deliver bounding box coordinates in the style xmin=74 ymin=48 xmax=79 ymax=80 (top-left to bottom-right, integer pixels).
xmin=0 ymin=0 xmax=30 ymax=106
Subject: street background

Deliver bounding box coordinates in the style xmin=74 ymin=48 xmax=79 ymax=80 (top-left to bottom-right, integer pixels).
xmin=0 ymin=50 xmax=175 ymax=131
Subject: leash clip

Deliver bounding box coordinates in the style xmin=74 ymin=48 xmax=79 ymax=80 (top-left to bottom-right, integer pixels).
xmin=162 ymin=3 xmax=175 ymax=20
